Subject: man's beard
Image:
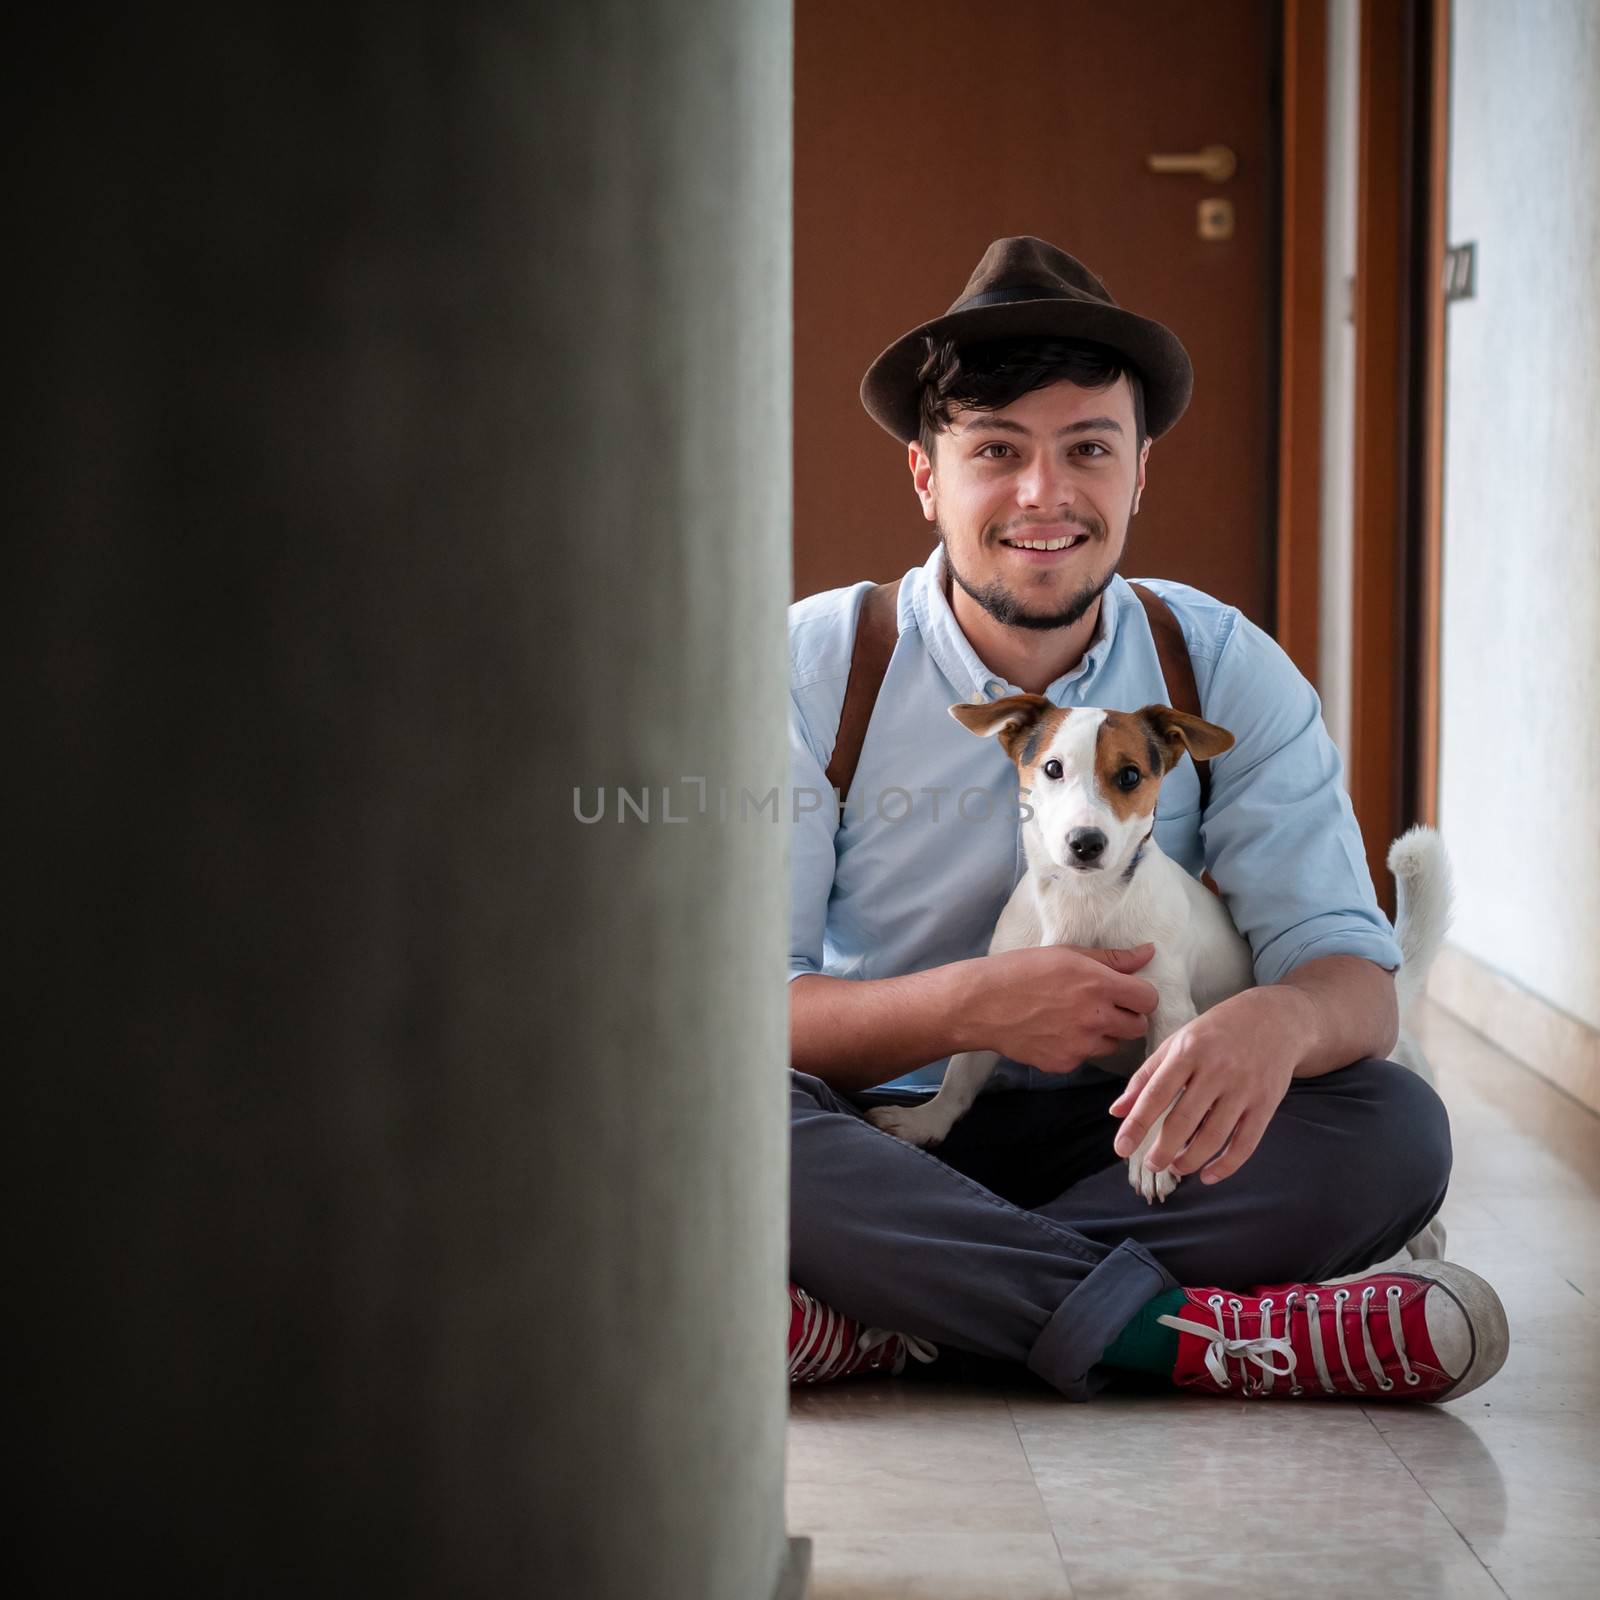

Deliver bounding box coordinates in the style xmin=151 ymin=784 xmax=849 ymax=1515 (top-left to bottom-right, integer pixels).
xmin=937 ymin=521 xmax=1120 ymax=632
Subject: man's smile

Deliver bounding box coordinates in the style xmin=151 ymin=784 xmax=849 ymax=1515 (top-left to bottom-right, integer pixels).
xmin=997 ymin=527 xmax=1093 ymax=559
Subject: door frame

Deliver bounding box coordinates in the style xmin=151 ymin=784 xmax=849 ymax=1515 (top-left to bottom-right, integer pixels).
xmin=1274 ymin=0 xmax=1329 ymax=686
xmin=1415 ymin=0 xmax=1451 ymax=832
xmin=1351 ymin=0 xmax=1451 ymax=905
xmin=1290 ymin=0 xmax=1449 ymax=910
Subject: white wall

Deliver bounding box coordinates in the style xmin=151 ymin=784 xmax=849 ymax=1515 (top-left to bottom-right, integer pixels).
xmin=1438 ymin=0 xmax=1600 ymax=1032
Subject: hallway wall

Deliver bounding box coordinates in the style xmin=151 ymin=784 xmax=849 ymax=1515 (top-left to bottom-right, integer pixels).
xmin=1436 ymin=0 xmax=1600 ymax=1037
xmin=11 ymin=4 xmax=796 ymax=1595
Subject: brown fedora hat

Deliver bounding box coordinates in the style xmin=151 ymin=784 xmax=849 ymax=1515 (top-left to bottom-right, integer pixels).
xmin=860 ymin=236 xmax=1193 ymax=443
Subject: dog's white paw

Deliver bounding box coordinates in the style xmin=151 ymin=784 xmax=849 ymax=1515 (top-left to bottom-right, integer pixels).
xmin=1127 ymin=1151 xmax=1180 ymax=1204
xmin=865 ymin=1105 xmax=950 ymax=1149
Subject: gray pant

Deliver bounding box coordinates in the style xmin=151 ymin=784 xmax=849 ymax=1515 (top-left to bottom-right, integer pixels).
xmin=789 ymin=1062 xmax=1452 ymax=1400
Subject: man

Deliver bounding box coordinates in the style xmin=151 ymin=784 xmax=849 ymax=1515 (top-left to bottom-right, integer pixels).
xmin=786 ymin=237 xmax=1507 ymax=1402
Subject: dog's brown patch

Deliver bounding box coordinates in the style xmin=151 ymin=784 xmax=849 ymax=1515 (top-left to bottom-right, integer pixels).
xmin=1014 ymin=703 xmax=1070 ymax=781
xmin=950 ymin=694 xmax=1069 ymax=780
xmin=1137 ymin=705 xmax=1237 ymax=770
xmin=1095 ymin=711 xmax=1165 ymax=821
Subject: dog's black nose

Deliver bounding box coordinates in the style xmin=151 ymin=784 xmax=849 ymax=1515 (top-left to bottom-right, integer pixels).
xmin=1067 ymin=827 xmax=1107 ymax=865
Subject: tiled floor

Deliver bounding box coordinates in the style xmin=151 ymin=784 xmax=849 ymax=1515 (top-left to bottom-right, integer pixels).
xmin=787 ymin=999 xmax=1600 ymax=1598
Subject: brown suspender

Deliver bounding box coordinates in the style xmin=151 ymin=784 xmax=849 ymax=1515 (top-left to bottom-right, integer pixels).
xmin=1127 ymin=583 xmax=1212 ymax=813
xmin=822 ymin=578 xmax=1211 ymax=812
xmin=823 ymin=578 xmax=903 ymax=801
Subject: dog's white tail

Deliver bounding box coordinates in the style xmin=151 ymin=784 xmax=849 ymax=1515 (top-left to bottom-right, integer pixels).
xmin=1387 ymin=825 xmax=1454 ymax=1015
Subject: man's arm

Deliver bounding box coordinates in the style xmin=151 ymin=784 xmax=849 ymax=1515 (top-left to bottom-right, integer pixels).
xmin=1279 ymin=953 xmax=1399 ymax=1077
xmin=1178 ymin=599 xmax=1404 ymax=992
xmin=790 ymin=967 xmax=977 ymax=1095
xmin=792 ymin=944 xmax=1161 ymax=1097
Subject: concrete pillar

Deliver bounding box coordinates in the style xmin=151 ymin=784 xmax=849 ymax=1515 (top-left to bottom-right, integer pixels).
xmin=11 ymin=4 xmax=797 ymax=1595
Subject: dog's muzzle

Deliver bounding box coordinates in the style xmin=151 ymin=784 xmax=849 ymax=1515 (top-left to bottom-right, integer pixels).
xmin=1067 ymin=827 xmax=1107 ymax=867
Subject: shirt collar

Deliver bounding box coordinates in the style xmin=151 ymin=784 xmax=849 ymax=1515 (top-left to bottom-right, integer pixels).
xmin=907 ymin=544 xmax=1129 ymax=704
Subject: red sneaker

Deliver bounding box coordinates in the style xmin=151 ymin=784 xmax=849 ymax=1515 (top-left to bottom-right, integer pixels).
xmin=787 ymin=1283 xmax=938 ymax=1387
xmin=1157 ymin=1260 xmax=1509 ymax=1402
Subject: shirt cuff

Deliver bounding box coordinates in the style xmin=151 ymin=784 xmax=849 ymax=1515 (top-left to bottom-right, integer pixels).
xmin=1254 ymin=920 xmax=1404 ymax=988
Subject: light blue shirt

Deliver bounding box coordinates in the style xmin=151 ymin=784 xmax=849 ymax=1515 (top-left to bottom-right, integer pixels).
xmin=788 ymin=545 xmax=1402 ymax=1090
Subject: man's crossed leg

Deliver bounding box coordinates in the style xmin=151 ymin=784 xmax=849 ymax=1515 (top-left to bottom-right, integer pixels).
xmin=788 ymin=1062 xmax=1508 ymax=1401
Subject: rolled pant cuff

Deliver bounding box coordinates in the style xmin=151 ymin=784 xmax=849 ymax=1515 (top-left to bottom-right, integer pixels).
xmin=1025 ymin=1238 xmax=1177 ymax=1401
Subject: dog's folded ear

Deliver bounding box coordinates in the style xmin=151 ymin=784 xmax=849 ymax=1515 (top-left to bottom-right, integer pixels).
xmin=949 ymin=693 xmax=1054 ymax=763
xmin=1137 ymin=705 xmax=1236 ymax=768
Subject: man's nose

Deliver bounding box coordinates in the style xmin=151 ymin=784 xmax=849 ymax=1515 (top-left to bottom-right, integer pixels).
xmin=1067 ymin=827 xmax=1106 ymax=865
xmin=1017 ymin=455 xmax=1076 ymax=510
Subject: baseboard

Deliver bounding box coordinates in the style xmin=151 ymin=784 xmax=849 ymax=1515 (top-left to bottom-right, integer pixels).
xmin=1426 ymin=944 xmax=1600 ymax=1114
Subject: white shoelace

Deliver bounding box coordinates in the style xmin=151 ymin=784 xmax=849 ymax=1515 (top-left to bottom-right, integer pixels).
xmin=1158 ymin=1286 xmax=1420 ymax=1394
xmin=858 ymin=1327 xmax=939 ymax=1366
xmin=788 ymin=1289 xmax=936 ymax=1384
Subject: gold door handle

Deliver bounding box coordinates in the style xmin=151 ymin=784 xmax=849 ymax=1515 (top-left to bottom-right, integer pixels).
xmin=1146 ymin=143 xmax=1238 ymax=182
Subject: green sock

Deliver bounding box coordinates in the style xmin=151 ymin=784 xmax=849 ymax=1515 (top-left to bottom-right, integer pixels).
xmin=1100 ymin=1288 xmax=1188 ymax=1374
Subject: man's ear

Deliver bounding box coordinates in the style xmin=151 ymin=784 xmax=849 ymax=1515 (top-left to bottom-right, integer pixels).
xmin=950 ymin=693 xmax=1054 ymax=764
xmin=909 ymin=438 xmax=937 ymax=522
xmin=1131 ymin=436 xmax=1151 ymax=516
xmin=1137 ymin=705 xmax=1235 ymax=769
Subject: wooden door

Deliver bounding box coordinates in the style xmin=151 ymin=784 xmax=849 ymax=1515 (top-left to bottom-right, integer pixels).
xmin=794 ymin=0 xmax=1282 ymax=628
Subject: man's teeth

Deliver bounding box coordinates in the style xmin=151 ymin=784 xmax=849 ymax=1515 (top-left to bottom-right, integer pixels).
xmin=1005 ymin=535 xmax=1080 ymax=550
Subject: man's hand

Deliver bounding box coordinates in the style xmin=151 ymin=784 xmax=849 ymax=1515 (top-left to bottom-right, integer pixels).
xmin=1108 ymin=985 xmax=1314 ymax=1184
xmin=789 ymin=942 xmax=1159 ymax=1094
xmin=969 ymin=943 xmax=1160 ymax=1074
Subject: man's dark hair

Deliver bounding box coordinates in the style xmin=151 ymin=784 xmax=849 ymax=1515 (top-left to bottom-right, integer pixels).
xmin=916 ymin=336 xmax=1147 ymax=458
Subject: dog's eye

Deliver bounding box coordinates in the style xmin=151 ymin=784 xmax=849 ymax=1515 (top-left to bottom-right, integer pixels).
xmin=1116 ymin=765 xmax=1142 ymax=791
xmin=1042 ymin=759 xmax=1063 ymax=780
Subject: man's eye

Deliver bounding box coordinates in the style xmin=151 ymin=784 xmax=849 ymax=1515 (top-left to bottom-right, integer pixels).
xmin=1077 ymin=442 xmax=1110 ymax=457
xmin=1042 ymin=759 xmax=1063 ymax=780
xmin=1116 ymin=765 xmax=1142 ymax=790
xmin=977 ymin=442 xmax=1014 ymax=458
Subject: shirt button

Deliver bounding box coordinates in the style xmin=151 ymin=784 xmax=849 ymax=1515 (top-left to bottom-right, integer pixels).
xmin=986 ymin=680 xmax=1004 ymax=697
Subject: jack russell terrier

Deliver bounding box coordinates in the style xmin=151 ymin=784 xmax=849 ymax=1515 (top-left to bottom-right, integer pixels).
xmin=866 ymin=694 xmax=1452 ymax=1206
